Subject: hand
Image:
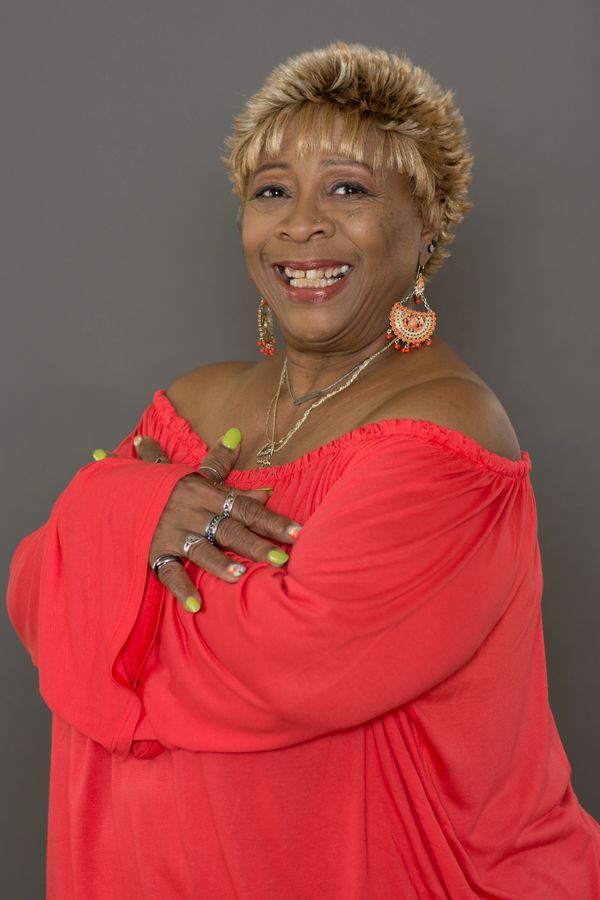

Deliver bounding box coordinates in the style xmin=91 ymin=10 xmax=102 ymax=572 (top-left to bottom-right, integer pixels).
xmin=92 ymin=431 xmax=302 ymax=613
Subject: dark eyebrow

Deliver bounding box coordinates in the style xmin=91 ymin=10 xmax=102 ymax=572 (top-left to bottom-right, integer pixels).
xmin=251 ymin=157 xmax=373 ymax=178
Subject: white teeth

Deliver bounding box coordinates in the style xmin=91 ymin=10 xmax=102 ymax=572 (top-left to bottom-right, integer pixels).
xmin=289 ymin=276 xmax=340 ymax=287
xmin=282 ymin=264 xmax=351 ymax=282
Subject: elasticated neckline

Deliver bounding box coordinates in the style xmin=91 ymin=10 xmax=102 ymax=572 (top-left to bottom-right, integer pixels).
xmin=150 ymin=389 xmax=532 ymax=485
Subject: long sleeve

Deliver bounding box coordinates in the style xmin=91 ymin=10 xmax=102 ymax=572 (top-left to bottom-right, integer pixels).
xmin=7 ymin=434 xmax=197 ymax=758
xmin=128 ymin=433 xmax=539 ymax=753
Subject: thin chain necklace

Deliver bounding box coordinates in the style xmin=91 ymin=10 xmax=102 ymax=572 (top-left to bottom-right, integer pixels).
xmin=284 ymin=357 xmax=371 ymax=406
xmin=256 ymin=337 xmax=396 ymax=467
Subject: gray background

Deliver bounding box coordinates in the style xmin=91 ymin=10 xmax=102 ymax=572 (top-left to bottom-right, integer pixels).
xmin=1 ymin=0 xmax=598 ymax=895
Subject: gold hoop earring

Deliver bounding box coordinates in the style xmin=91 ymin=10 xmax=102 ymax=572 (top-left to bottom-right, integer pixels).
xmin=386 ymin=267 xmax=436 ymax=353
xmin=257 ymin=298 xmax=277 ymax=356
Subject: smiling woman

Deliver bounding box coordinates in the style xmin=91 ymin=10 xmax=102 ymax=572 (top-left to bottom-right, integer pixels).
xmin=241 ymin=134 xmax=440 ymax=356
xmin=7 ymin=41 xmax=600 ymax=899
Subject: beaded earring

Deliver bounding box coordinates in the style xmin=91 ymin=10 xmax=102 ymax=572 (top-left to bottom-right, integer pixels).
xmin=257 ymin=298 xmax=277 ymax=356
xmin=386 ymin=267 xmax=437 ymax=353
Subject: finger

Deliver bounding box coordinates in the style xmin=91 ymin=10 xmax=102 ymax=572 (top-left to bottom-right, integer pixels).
xmin=205 ymin=515 xmax=292 ymax=567
xmin=133 ymin=435 xmax=171 ymax=464
xmin=196 ymin=428 xmax=242 ymax=484
xmin=193 ymin=486 xmax=300 ymax=543
xmin=153 ymin=558 xmax=203 ymax=613
xmin=216 ymin=492 xmax=302 ymax=544
xmin=244 ymin=488 xmax=273 ymax=504
xmin=183 ymin=536 xmax=248 ymax=583
xmin=91 ymin=441 xmax=171 ymax=464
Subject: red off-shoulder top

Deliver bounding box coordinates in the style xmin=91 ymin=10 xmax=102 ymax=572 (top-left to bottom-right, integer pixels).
xmin=7 ymin=390 xmax=600 ymax=898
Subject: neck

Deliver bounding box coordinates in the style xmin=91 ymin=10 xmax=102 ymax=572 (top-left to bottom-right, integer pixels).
xmin=283 ymin=332 xmax=391 ymax=400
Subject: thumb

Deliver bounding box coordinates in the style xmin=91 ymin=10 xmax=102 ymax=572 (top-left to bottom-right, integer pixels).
xmin=196 ymin=427 xmax=242 ymax=484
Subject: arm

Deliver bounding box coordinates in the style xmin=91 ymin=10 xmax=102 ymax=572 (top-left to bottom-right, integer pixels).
xmin=128 ymin=433 xmax=538 ymax=753
xmin=7 ymin=451 xmax=199 ymax=756
xmin=7 ymin=400 xmax=300 ymax=757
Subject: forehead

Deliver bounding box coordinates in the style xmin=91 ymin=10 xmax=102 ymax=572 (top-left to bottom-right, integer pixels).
xmin=252 ymin=154 xmax=377 ymax=181
xmin=249 ymin=105 xmax=399 ymax=177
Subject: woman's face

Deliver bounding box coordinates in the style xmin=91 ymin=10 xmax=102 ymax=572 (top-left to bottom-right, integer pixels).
xmin=241 ymin=119 xmax=439 ymax=354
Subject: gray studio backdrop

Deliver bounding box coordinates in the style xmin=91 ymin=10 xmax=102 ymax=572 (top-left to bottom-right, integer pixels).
xmin=2 ymin=1 xmax=598 ymax=895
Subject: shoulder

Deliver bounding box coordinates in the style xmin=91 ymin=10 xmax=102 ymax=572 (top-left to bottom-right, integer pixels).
xmin=166 ymin=360 xmax=256 ymax=419
xmin=367 ymin=376 xmax=522 ymax=462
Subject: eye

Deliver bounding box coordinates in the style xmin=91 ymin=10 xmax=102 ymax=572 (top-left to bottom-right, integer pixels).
xmin=252 ymin=184 xmax=287 ymax=199
xmin=331 ymin=181 xmax=369 ymax=196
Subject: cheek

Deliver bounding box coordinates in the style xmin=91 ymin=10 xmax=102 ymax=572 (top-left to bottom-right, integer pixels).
xmin=378 ymin=212 xmax=420 ymax=251
xmin=241 ymin=227 xmax=264 ymax=269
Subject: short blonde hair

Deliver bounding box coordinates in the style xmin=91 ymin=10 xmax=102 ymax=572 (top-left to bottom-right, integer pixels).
xmin=223 ymin=42 xmax=473 ymax=276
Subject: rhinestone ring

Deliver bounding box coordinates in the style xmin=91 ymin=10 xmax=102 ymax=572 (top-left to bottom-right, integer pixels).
xmin=204 ymin=513 xmax=227 ymax=545
xmin=183 ymin=533 xmax=204 ymax=556
xmin=222 ymin=491 xmax=236 ymax=517
xmin=151 ymin=553 xmax=182 ymax=576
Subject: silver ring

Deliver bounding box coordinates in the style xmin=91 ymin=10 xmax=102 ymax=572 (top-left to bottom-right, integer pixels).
xmin=204 ymin=513 xmax=227 ymax=545
xmin=197 ymin=464 xmax=223 ymax=483
xmin=183 ymin=533 xmax=204 ymax=556
xmin=151 ymin=553 xmax=181 ymax=576
xmin=222 ymin=491 xmax=236 ymax=517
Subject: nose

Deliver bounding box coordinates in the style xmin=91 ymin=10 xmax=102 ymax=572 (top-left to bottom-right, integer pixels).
xmin=276 ymin=193 xmax=335 ymax=242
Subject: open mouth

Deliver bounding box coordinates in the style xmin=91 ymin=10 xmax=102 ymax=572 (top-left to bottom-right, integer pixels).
xmin=274 ymin=263 xmax=352 ymax=289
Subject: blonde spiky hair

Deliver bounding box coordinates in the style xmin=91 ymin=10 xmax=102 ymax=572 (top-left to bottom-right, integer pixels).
xmin=223 ymin=42 xmax=473 ymax=277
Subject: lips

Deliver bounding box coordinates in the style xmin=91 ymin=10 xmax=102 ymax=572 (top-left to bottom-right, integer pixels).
xmin=273 ymin=260 xmax=353 ymax=303
xmin=271 ymin=260 xmax=354 ymax=303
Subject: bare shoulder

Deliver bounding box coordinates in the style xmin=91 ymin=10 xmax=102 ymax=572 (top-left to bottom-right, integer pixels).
xmin=166 ymin=360 xmax=255 ymax=420
xmin=369 ymin=375 xmax=522 ymax=461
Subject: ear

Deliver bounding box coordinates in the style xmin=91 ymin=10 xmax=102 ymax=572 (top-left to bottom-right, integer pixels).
xmin=419 ymin=194 xmax=447 ymax=263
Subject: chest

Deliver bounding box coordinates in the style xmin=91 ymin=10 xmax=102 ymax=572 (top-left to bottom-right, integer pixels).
xmin=201 ymin=382 xmax=387 ymax=470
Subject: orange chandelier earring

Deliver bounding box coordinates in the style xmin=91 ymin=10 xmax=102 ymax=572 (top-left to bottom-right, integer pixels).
xmin=386 ymin=264 xmax=436 ymax=353
xmin=257 ymin=298 xmax=277 ymax=356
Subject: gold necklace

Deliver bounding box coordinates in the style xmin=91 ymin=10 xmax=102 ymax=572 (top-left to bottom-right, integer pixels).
xmin=255 ymin=338 xmax=396 ymax=467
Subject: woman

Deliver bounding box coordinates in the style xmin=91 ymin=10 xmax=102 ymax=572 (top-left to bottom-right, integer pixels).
xmin=8 ymin=42 xmax=600 ymax=899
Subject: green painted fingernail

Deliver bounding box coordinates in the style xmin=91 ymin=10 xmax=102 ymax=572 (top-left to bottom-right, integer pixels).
xmin=227 ymin=563 xmax=247 ymax=577
xmin=268 ymin=549 xmax=289 ymax=567
xmin=222 ymin=427 xmax=242 ymax=450
xmin=92 ymin=448 xmax=108 ymax=461
xmin=185 ymin=596 xmax=201 ymax=613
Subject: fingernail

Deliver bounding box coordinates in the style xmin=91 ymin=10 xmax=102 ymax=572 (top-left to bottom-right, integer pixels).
xmin=133 ymin=435 xmax=143 ymax=447
xmin=227 ymin=563 xmax=247 ymax=577
xmin=185 ymin=596 xmax=202 ymax=613
xmin=267 ymin=549 xmax=289 ymax=567
xmin=221 ymin=427 xmax=242 ymax=450
xmin=287 ymin=523 xmax=302 ymax=540
xmin=255 ymin=487 xmax=274 ymax=493
xmin=92 ymin=448 xmax=108 ymax=461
